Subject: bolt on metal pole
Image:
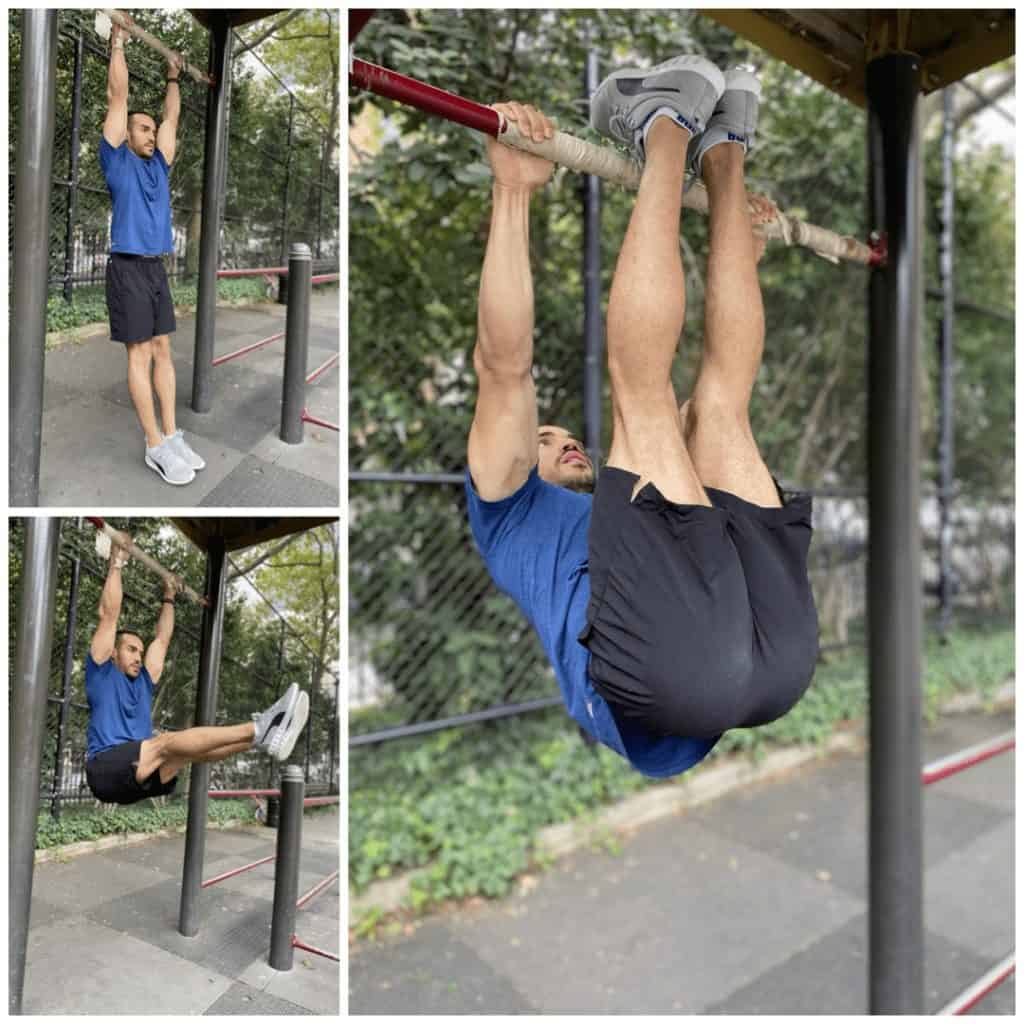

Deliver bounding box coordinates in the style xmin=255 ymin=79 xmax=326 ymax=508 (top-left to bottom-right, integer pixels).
xmin=10 ymin=10 xmax=58 ymax=506
xmin=269 ymin=765 xmax=305 ymax=970
xmin=280 ymin=243 xmax=313 ymax=443
xmin=866 ymin=51 xmax=924 ymax=1014
xmin=10 ymin=518 xmax=62 ymax=1014
xmin=178 ymin=538 xmax=228 ymax=937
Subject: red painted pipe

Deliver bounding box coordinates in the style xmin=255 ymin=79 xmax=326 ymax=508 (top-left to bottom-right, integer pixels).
xmin=211 ymin=331 xmax=285 ymax=367
xmin=292 ymin=935 xmax=341 ymax=962
xmin=306 ymin=353 xmax=339 ymax=385
xmin=301 ymin=410 xmax=339 ymax=432
xmin=201 ymin=853 xmax=275 ymax=888
xmin=350 ymin=58 xmax=501 ymax=137
xmin=296 ymin=869 xmax=339 ymax=910
xmin=921 ymin=732 xmax=1014 ymax=787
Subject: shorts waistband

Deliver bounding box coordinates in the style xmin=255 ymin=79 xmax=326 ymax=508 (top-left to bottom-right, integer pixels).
xmin=109 ymin=252 xmax=164 ymax=262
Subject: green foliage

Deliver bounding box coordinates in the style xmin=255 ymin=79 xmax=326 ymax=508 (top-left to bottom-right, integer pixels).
xmin=350 ymin=617 xmax=1013 ymax=927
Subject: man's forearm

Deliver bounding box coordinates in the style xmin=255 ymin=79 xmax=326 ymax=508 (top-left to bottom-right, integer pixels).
xmin=476 ymin=184 xmax=536 ymax=374
xmin=107 ymin=37 xmax=128 ymax=102
xmin=162 ymin=78 xmax=180 ymax=126
xmin=99 ymin=564 xmax=124 ymax=621
xmin=154 ymin=599 xmax=175 ymax=644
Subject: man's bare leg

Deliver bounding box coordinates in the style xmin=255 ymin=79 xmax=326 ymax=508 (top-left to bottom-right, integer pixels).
xmin=684 ymin=143 xmax=780 ymax=507
xmin=125 ymin=340 xmax=163 ymax=448
xmin=156 ymin=738 xmax=254 ymax=784
xmin=137 ymin=722 xmax=255 ymax=783
xmin=606 ymin=116 xmax=710 ymax=507
xmin=150 ymin=334 xmax=177 ymax=436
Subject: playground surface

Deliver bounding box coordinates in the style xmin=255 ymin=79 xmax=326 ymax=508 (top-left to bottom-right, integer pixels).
xmin=36 ymin=293 xmax=339 ymax=508
xmin=22 ymin=805 xmax=340 ymax=1015
xmin=350 ymin=707 xmax=1014 ymax=1014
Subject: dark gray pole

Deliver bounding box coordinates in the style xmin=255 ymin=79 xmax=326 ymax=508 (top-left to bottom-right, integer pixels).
xmin=10 ymin=10 xmax=58 ymax=507
xmin=178 ymin=538 xmax=228 ymax=937
xmin=269 ymin=765 xmax=305 ymax=970
xmin=280 ymin=243 xmax=313 ymax=443
xmin=936 ymin=89 xmax=956 ymax=639
xmin=62 ymin=30 xmax=84 ymax=304
xmin=279 ymin=95 xmax=295 ymax=266
xmin=582 ymin=48 xmax=604 ymax=466
xmin=10 ymin=518 xmax=62 ymax=1014
xmin=51 ymin=527 xmax=82 ymax=818
xmin=866 ymin=53 xmax=924 ymax=1014
xmin=191 ymin=15 xmax=233 ymax=413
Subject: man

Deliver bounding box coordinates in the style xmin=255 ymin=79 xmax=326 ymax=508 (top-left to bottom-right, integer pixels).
xmin=85 ymin=537 xmax=309 ymax=806
xmin=466 ymin=56 xmax=819 ymax=778
xmin=101 ymin=14 xmax=204 ymax=485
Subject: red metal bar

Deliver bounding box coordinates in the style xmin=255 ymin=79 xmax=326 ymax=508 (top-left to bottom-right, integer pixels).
xmin=311 ymin=273 xmax=340 ymax=285
xmin=209 ymin=789 xmax=282 ymax=798
xmin=201 ymin=853 xmax=275 ymax=889
xmin=921 ymin=732 xmax=1014 ymax=787
xmin=296 ymin=869 xmax=339 ymax=910
xmin=350 ymin=58 xmax=501 ymax=136
xmin=306 ymin=353 xmax=339 ymax=385
xmin=936 ymin=953 xmax=1014 ymax=1014
xmin=302 ymin=795 xmax=340 ymax=807
xmin=301 ymin=410 xmax=339 ymax=432
xmin=292 ymin=935 xmax=340 ymax=962
xmin=211 ymin=331 xmax=286 ymax=367
xmin=216 ymin=267 xmax=286 ymax=278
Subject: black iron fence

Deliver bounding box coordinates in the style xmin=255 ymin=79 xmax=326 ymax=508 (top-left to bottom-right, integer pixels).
xmin=7 ymin=9 xmax=339 ymax=301
xmin=9 ymin=519 xmax=339 ymax=817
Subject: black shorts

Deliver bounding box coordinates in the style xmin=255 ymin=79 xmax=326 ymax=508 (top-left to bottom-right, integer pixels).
xmin=105 ymin=254 xmax=176 ymax=344
xmin=85 ymin=740 xmax=178 ymax=805
xmin=579 ymin=466 xmax=819 ymax=740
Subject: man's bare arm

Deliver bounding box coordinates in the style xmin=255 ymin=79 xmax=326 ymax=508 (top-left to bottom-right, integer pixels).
xmin=156 ymin=54 xmax=183 ymax=165
xmin=468 ymin=102 xmax=555 ymax=501
xmin=90 ymin=544 xmax=127 ymax=664
xmin=103 ymin=17 xmax=129 ymax=148
xmin=144 ymin=576 xmax=180 ymax=683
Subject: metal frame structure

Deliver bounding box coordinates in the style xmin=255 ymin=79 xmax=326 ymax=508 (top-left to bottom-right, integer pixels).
xmin=349 ymin=10 xmax=1014 ymax=1015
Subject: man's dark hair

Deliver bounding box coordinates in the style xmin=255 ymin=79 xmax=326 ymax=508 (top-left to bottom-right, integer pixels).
xmin=127 ymin=110 xmax=157 ymax=128
xmin=115 ymin=628 xmax=146 ymax=647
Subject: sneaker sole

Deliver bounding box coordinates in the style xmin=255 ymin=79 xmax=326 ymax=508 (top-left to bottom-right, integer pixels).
xmin=273 ymin=691 xmax=310 ymax=762
xmin=144 ymin=455 xmax=195 ymax=485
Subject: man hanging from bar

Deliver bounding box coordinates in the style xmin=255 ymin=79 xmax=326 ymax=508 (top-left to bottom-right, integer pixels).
xmin=100 ymin=12 xmax=204 ymax=485
xmin=85 ymin=535 xmax=310 ymax=805
xmin=466 ymin=56 xmax=819 ymax=777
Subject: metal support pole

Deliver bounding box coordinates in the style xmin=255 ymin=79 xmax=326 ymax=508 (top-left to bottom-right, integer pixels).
xmin=280 ymin=243 xmax=313 ymax=443
xmin=269 ymin=765 xmax=305 ymax=970
xmin=62 ymin=30 xmax=84 ymax=304
xmin=936 ymin=89 xmax=956 ymax=639
xmin=582 ymin=48 xmax=604 ymax=468
xmin=10 ymin=10 xmax=58 ymax=506
xmin=279 ymin=95 xmax=295 ymax=268
xmin=178 ymin=539 xmax=229 ymax=937
xmin=866 ymin=53 xmax=924 ymax=1014
xmin=191 ymin=15 xmax=233 ymax=413
xmin=10 ymin=518 xmax=62 ymax=1014
xmin=50 ymin=528 xmax=82 ymax=818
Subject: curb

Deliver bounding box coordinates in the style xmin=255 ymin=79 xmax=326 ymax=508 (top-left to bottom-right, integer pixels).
xmin=349 ymin=681 xmax=1014 ymax=925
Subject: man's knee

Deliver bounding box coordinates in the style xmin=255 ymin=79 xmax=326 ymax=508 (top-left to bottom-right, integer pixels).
xmin=126 ymin=340 xmax=153 ymax=367
xmin=151 ymin=335 xmax=172 ymax=362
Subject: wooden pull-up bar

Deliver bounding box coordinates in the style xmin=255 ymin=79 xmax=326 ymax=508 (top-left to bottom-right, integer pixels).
xmin=99 ymin=8 xmax=214 ymax=86
xmin=86 ymin=516 xmax=211 ymax=607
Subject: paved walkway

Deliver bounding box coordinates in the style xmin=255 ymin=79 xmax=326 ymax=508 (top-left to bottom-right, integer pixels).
xmin=23 ymin=806 xmax=340 ymax=1014
xmin=38 ymin=293 xmax=339 ymax=507
xmin=350 ymin=709 xmax=1014 ymax=1014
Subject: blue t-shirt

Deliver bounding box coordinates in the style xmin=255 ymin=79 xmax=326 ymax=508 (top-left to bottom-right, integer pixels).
xmin=99 ymin=137 xmax=174 ymax=255
xmin=85 ymin=651 xmax=157 ymax=760
xmin=466 ymin=467 xmax=718 ymax=778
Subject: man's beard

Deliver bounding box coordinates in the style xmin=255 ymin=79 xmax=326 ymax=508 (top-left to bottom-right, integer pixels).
xmin=562 ymin=472 xmax=595 ymax=494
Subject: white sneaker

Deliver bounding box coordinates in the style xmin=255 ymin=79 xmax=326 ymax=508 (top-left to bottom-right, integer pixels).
xmin=145 ymin=440 xmax=195 ymax=485
xmin=164 ymin=429 xmax=206 ymax=470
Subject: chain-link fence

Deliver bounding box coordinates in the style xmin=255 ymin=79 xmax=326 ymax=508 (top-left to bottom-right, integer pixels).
xmin=9 ymin=519 xmax=340 ymax=818
xmin=7 ymin=9 xmax=339 ymax=301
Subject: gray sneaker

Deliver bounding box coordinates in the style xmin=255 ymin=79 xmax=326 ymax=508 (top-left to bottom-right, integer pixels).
xmin=590 ymin=54 xmax=725 ymax=159
xmin=145 ymin=440 xmax=195 ymax=485
xmin=688 ymin=67 xmax=761 ymax=177
xmin=164 ymin=429 xmax=206 ymax=470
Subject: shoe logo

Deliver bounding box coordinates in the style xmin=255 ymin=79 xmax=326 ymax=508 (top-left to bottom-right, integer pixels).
xmin=617 ymin=77 xmax=681 ymax=97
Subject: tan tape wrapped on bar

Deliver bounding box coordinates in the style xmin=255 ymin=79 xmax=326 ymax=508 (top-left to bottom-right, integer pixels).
xmin=498 ymin=117 xmax=873 ymax=266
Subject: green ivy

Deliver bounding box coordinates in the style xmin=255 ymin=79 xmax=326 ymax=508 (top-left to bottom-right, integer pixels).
xmin=350 ymin=617 xmax=1013 ymax=929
